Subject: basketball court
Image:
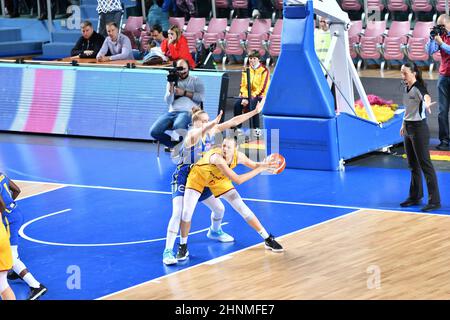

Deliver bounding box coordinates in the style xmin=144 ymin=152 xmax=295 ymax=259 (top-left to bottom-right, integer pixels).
xmin=1 ymin=132 xmax=449 ymax=300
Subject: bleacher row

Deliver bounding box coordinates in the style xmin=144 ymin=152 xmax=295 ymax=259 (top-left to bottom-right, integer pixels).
xmin=122 ymin=16 xmax=282 ymax=66
xmin=349 ymin=19 xmax=440 ymax=71
xmin=340 ymin=0 xmax=447 ymax=71
xmin=340 ymin=0 xmax=449 ymax=21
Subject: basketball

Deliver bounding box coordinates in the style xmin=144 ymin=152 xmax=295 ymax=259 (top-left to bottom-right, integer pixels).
xmin=266 ymin=153 xmax=286 ymax=174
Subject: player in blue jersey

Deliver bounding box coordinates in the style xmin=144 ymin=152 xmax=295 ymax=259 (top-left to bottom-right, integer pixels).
xmin=0 ymin=173 xmax=47 ymax=300
xmin=163 ymin=99 xmax=265 ymax=265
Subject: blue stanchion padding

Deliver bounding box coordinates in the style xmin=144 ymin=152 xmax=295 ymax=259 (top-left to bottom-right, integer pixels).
xmin=283 ymin=3 xmax=309 ymax=19
xmin=337 ymin=112 xmax=404 ymax=160
xmin=263 ymin=0 xmax=335 ymax=119
xmin=264 ymin=115 xmax=341 ymax=170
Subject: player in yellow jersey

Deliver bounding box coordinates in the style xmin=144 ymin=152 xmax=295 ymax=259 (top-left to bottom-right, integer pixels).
xmin=0 ymin=172 xmax=47 ymax=300
xmin=176 ymin=136 xmax=284 ymax=259
xmin=0 ymin=212 xmax=15 ymax=300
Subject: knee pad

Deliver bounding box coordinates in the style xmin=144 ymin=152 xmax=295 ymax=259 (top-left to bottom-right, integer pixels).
xmin=222 ymin=190 xmax=255 ymax=221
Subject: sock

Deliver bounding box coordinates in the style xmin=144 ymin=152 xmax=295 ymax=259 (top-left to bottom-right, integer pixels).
xmin=211 ymin=212 xmax=222 ymax=232
xmin=180 ymin=236 xmax=188 ymax=245
xmin=258 ymin=228 xmax=269 ymax=240
xmin=165 ymin=231 xmax=178 ymax=251
xmin=23 ymin=273 xmax=40 ymax=289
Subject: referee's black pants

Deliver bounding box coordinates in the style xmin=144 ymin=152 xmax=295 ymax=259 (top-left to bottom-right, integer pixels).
xmin=404 ymin=119 xmax=441 ymax=205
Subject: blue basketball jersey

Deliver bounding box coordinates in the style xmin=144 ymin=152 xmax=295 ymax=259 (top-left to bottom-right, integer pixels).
xmin=178 ymin=132 xmax=215 ymax=165
xmin=0 ymin=173 xmax=17 ymax=214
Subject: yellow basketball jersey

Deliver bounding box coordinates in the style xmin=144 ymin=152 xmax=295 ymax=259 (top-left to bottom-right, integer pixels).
xmin=0 ymin=212 xmax=13 ymax=271
xmin=193 ymin=147 xmax=238 ymax=184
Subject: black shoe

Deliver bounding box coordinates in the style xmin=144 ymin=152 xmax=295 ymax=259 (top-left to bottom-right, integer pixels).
xmin=164 ymin=147 xmax=172 ymax=153
xmin=421 ymin=203 xmax=441 ymax=212
xmin=27 ymin=284 xmax=47 ymax=300
xmin=400 ymin=198 xmax=422 ymax=207
xmin=7 ymin=270 xmax=21 ymax=280
xmin=264 ymin=234 xmax=284 ymax=252
xmin=436 ymin=141 xmax=450 ymax=151
xmin=9 ymin=12 xmax=20 ymax=18
xmin=176 ymin=244 xmax=189 ymax=261
xmin=38 ymin=14 xmax=47 ymax=20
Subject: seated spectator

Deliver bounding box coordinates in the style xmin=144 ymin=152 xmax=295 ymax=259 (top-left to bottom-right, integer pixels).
xmin=234 ymin=50 xmax=270 ymax=131
xmin=71 ymin=21 xmax=105 ymax=58
xmin=134 ymin=24 xmax=167 ymax=60
xmin=147 ymin=0 xmax=171 ymax=31
xmin=161 ymin=25 xmax=196 ymax=69
xmin=97 ymin=22 xmax=134 ymax=62
xmin=150 ymin=59 xmax=205 ymax=149
xmin=150 ymin=24 xmax=166 ymax=47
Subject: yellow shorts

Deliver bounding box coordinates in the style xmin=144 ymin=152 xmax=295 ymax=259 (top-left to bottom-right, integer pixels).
xmin=186 ymin=167 xmax=235 ymax=198
xmin=0 ymin=222 xmax=12 ymax=271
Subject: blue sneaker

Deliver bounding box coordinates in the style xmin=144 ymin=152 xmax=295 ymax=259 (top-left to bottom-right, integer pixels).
xmin=207 ymin=227 xmax=234 ymax=243
xmin=162 ymin=249 xmax=177 ymax=265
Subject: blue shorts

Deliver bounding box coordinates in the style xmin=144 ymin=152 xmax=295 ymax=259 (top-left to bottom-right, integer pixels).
xmin=171 ymin=164 xmax=213 ymax=202
xmin=2 ymin=207 xmax=23 ymax=246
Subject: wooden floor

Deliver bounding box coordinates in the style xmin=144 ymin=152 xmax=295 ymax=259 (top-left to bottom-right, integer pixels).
xmin=358 ymin=68 xmax=440 ymax=80
xmin=15 ymin=181 xmax=65 ymax=200
xmin=104 ymin=209 xmax=450 ymax=300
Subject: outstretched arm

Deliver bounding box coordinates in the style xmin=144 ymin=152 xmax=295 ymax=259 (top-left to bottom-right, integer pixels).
xmin=237 ymin=151 xmax=278 ymax=171
xmin=210 ymin=153 xmax=266 ymax=185
xmin=213 ymin=97 xmax=265 ymax=133
xmin=8 ymin=180 xmax=21 ymax=200
xmin=184 ymin=111 xmax=223 ymax=148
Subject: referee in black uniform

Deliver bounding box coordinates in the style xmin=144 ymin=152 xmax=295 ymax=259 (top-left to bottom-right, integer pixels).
xmin=400 ymin=62 xmax=441 ymax=212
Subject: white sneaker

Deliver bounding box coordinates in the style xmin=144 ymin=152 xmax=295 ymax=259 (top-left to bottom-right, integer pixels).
xmin=207 ymin=227 xmax=235 ymax=242
xmin=252 ymin=9 xmax=261 ymax=19
xmin=162 ymin=249 xmax=177 ymax=265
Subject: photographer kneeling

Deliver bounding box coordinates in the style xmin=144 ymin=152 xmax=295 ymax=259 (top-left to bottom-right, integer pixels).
xmin=426 ymin=14 xmax=450 ymax=151
xmin=150 ymin=59 xmax=205 ymax=151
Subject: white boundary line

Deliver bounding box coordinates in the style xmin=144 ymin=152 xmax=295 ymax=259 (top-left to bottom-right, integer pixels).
xmin=12 ymin=179 xmax=449 ymax=299
xmin=96 ymin=209 xmax=366 ymax=300
xmin=13 ymin=179 xmax=448 ymax=216
xmin=18 ymin=208 xmax=229 ymax=247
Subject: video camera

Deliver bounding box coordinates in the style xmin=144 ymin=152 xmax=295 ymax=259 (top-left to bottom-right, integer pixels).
xmin=430 ymin=24 xmax=447 ymax=38
xmin=167 ymin=64 xmax=184 ymax=85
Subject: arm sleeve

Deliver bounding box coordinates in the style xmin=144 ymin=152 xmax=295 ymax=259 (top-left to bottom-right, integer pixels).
xmin=239 ymin=70 xmax=248 ymax=97
xmin=440 ymin=42 xmax=450 ymax=55
xmin=161 ymin=39 xmax=169 ymax=56
xmin=110 ymin=36 xmax=133 ymax=60
xmin=192 ymin=77 xmax=205 ymax=104
xmin=256 ymin=67 xmax=270 ymax=97
xmin=164 ymin=82 xmax=174 ymax=105
xmin=426 ymin=39 xmax=439 ymax=55
xmin=91 ymin=34 xmax=106 ymax=57
xmin=71 ymin=37 xmax=84 ymax=56
xmin=416 ymin=82 xmax=429 ymax=99
xmin=96 ymin=39 xmax=109 ymax=59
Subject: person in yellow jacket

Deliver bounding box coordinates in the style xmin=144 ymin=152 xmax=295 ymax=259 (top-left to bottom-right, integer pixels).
xmin=175 ymin=136 xmax=284 ymax=260
xmin=0 ymin=211 xmax=15 ymax=300
xmin=234 ymin=50 xmax=271 ymax=131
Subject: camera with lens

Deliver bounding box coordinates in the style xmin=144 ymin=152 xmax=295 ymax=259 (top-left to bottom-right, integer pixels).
xmin=167 ymin=66 xmax=183 ymax=85
xmin=430 ymin=24 xmax=447 ymax=38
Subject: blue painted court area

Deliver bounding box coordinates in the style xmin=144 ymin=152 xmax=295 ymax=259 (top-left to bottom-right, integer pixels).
xmin=0 ymin=133 xmax=449 ymax=299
